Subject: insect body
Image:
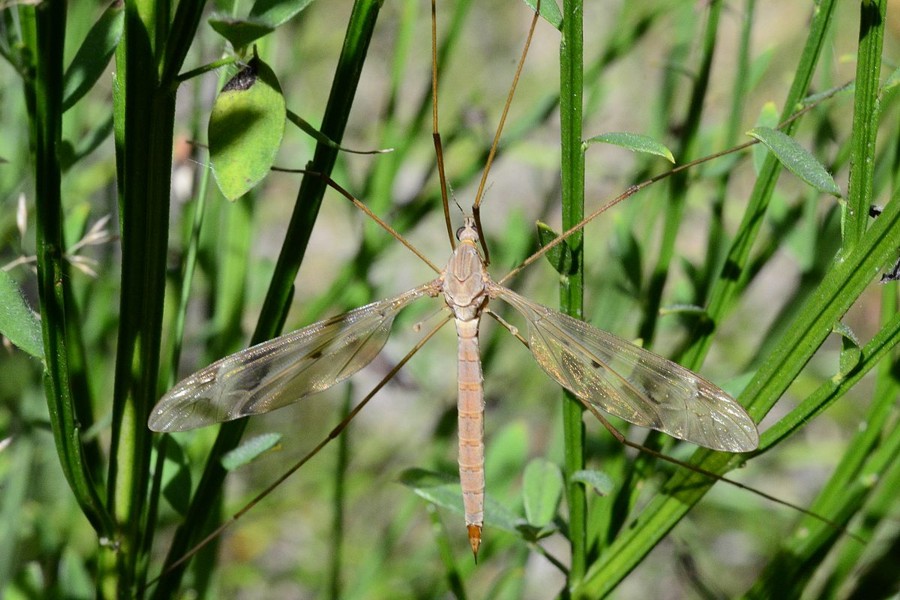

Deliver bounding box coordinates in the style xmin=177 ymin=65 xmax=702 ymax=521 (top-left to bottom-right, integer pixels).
xmin=149 ymin=216 xmax=758 ymax=557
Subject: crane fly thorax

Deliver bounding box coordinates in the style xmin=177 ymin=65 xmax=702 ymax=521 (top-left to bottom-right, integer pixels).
xmin=442 ymin=232 xmax=489 ymax=322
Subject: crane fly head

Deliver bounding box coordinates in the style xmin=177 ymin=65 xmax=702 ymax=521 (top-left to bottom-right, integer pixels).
xmin=455 ymin=215 xmax=481 ymax=247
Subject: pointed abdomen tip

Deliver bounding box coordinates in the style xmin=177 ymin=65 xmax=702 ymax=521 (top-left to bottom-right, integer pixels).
xmin=467 ymin=524 xmax=482 ymax=560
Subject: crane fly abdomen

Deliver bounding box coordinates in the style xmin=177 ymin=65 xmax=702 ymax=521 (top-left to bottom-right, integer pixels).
xmin=455 ymin=317 xmax=485 ymax=558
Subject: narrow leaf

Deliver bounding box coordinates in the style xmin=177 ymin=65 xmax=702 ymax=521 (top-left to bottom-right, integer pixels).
xmin=571 ymin=469 xmax=614 ymax=495
xmin=209 ymin=18 xmax=275 ymax=51
xmin=0 ymin=270 xmax=43 ymax=359
xmin=62 ymin=0 xmax=124 ymax=112
xmin=249 ymin=0 xmax=316 ymax=28
xmin=208 ymin=55 xmax=286 ymax=200
xmin=747 ymin=127 xmax=842 ymax=197
xmin=161 ymin=439 xmax=192 ymax=516
xmin=522 ymin=458 xmax=563 ymax=527
xmin=287 ymin=110 xmax=393 ymax=155
xmin=220 ymin=433 xmax=282 ymax=470
xmin=521 ymin=0 xmax=563 ymax=29
xmin=583 ymin=132 xmax=675 ymax=163
xmin=537 ymin=221 xmax=577 ymax=275
xmin=832 ymin=321 xmax=861 ymax=381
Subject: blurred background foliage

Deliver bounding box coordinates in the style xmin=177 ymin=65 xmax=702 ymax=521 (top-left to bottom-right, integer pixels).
xmin=1 ymin=0 xmax=899 ymax=598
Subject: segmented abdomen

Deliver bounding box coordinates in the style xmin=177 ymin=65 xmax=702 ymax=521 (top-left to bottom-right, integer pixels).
xmin=455 ymin=317 xmax=484 ymax=555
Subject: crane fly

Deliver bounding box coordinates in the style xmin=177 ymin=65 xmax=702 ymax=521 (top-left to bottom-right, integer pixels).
xmin=149 ymin=0 xmax=759 ymax=562
xmin=149 ymin=213 xmax=758 ymax=556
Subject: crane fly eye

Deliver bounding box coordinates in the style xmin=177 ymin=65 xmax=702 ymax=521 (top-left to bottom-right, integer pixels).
xmin=456 ymin=225 xmax=466 ymax=240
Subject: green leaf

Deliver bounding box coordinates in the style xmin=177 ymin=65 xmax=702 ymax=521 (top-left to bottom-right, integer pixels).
xmin=208 ymin=55 xmax=286 ymax=200
xmin=249 ymin=0 xmax=316 ymax=28
xmin=286 ymin=109 xmax=392 ymax=155
xmin=522 ymin=458 xmax=562 ymax=528
xmin=571 ymin=469 xmax=614 ymax=495
xmin=0 ymin=270 xmax=43 ymax=359
xmin=583 ymin=132 xmax=675 ymax=163
xmin=399 ymin=468 xmax=521 ymax=534
xmin=536 ymin=221 xmax=578 ymax=275
xmin=161 ymin=438 xmax=192 ymax=516
xmin=220 ymin=433 xmax=282 ymax=470
xmin=209 ymin=0 xmax=316 ymax=50
xmin=832 ymin=321 xmax=861 ymax=382
xmin=521 ymin=0 xmax=563 ymax=29
xmin=752 ymin=102 xmax=779 ymax=174
xmin=62 ymin=0 xmax=124 ymax=112
xmin=209 ymin=18 xmax=275 ymax=51
xmin=747 ymin=126 xmax=842 ymax=197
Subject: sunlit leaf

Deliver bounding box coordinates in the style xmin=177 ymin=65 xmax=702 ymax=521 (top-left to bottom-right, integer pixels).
xmin=747 ymin=126 xmax=842 ymax=197
xmin=208 ymin=55 xmax=286 ymax=201
xmin=521 ymin=0 xmax=562 ymax=29
xmin=583 ymin=132 xmax=675 ymax=163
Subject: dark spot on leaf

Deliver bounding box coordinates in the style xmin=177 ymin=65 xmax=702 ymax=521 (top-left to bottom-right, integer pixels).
xmin=223 ymin=58 xmax=259 ymax=92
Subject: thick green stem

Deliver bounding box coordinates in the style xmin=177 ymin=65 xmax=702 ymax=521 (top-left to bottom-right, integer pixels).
xmin=21 ymin=0 xmax=111 ymax=543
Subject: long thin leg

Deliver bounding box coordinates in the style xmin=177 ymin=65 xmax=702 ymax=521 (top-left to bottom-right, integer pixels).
xmin=275 ymin=167 xmax=441 ymax=274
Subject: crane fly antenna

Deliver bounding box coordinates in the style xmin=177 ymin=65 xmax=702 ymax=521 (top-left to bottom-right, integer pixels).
xmin=431 ymin=0 xmax=455 ymax=250
xmin=470 ymin=1 xmax=541 ymax=265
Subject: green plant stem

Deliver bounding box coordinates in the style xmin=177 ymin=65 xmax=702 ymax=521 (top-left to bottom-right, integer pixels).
xmin=152 ymin=2 xmax=384 ymax=594
xmin=575 ymin=173 xmax=900 ymax=598
xmin=843 ymin=0 xmax=886 ymax=254
xmin=19 ymin=0 xmax=112 ymax=541
xmin=559 ymin=0 xmax=586 ymax=591
xmin=743 ymin=312 xmax=900 ymax=597
xmin=108 ymin=0 xmax=206 ymax=595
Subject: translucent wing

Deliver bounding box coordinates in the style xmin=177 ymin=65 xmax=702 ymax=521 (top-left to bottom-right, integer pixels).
xmin=149 ymin=284 xmax=434 ymax=432
xmin=493 ymin=285 xmax=758 ymax=452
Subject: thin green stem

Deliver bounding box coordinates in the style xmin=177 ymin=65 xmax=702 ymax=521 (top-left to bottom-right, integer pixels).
xmin=559 ymin=0 xmax=586 ymax=591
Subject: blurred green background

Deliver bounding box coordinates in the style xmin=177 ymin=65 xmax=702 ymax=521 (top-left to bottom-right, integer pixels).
xmin=1 ymin=0 xmax=898 ymax=598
